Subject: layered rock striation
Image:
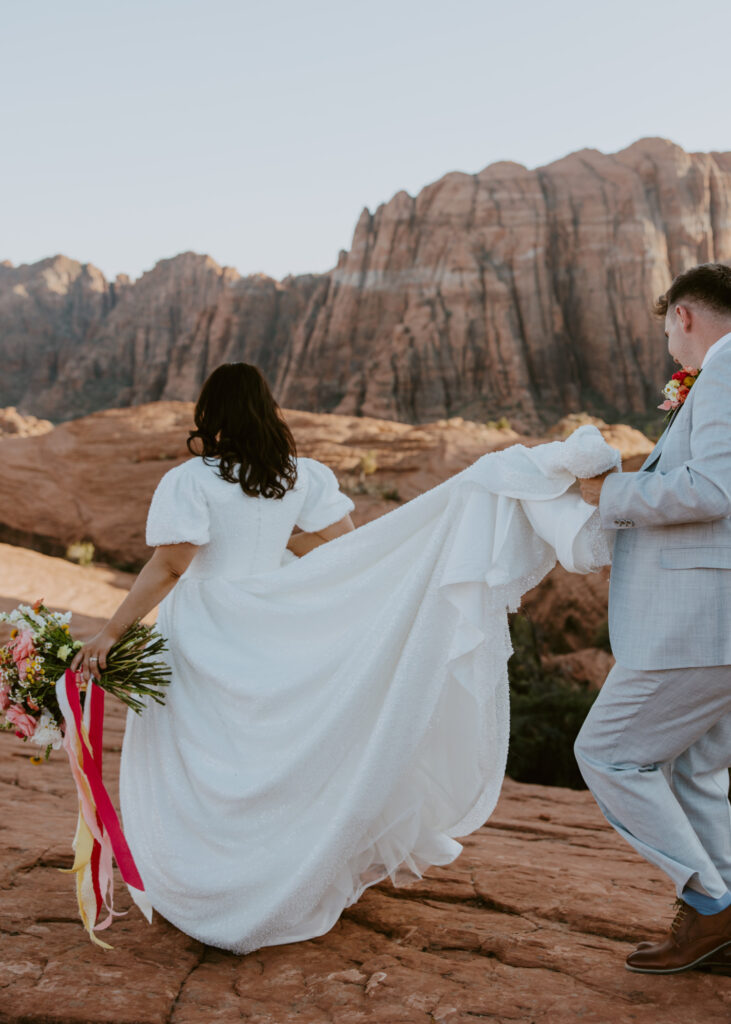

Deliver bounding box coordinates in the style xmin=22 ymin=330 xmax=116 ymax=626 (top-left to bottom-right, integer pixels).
xmin=280 ymin=138 xmax=731 ymax=427
xmin=4 ymin=138 xmax=730 ymax=427
xmin=0 ymin=253 xmax=323 ymax=423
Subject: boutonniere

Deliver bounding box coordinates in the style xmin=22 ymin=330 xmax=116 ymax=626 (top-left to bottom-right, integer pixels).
xmin=658 ymin=366 xmax=701 ymax=420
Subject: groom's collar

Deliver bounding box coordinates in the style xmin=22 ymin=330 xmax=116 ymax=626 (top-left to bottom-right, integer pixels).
xmin=701 ymin=330 xmax=731 ymax=369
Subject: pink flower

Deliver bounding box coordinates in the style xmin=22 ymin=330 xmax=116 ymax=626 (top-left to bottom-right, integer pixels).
xmin=11 ymin=629 xmax=35 ymax=666
xmin=658 ymin=366 xmax=701 ymax=413
xmin=0 ymin=682 xmax=10 ymax=711
xmin=6 ymin=704 xmax=37 ymax=737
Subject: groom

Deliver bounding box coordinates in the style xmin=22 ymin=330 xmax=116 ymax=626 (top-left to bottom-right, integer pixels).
xmin=575 ymin=261 xmax=731 ymax=974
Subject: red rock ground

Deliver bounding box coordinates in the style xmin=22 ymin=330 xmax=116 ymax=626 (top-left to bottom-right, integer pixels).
xmin=1 ymin=550 xmax=729 ymax=1023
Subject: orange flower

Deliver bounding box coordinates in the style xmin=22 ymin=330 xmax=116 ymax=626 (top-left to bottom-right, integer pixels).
xmin=658 ymin=366 xmax=701 ymax=414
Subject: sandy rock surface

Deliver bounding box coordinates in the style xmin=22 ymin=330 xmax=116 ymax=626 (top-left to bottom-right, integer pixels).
xmin=0 ymin=401 xmax=652 ymax=571
xmin=0 ymin=543 xmax=152 ymax=643
xmin=0 ymin=407 xmax=53 ymax=438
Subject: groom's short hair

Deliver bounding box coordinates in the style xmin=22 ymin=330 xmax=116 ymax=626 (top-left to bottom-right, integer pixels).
xmin=654 ymin=262 xmax=731 ymax=318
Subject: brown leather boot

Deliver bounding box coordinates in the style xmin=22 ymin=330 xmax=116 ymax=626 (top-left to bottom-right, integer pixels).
xmin=696 ymin=944 xmax=731 ymax=974
xmin=632 ymin=937 xmax=731 ymax=973
xmin=626 ymin=900 xmax=731 ymax=974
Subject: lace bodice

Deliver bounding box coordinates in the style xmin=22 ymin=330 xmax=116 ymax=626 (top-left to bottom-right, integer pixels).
xmin=145 ymin=456 xmax=355 ymax=579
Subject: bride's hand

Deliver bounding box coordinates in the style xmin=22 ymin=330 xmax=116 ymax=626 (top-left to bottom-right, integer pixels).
xmin=69 ymin=626 xmax=119 ymax=683
xmin=287 ymin=515 xmax=355 ymax=557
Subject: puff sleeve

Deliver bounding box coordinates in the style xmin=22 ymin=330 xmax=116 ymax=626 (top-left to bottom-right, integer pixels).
xmin=146 ymin=462 xmax=211 ymax=546
xmin=296 ymin=458 xmax=355 ymax=532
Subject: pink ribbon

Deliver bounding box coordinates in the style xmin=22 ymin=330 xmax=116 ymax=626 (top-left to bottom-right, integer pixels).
xmin=57 ymin=669 xmax=152 ymax=942
xmin=62 ymin=669 xmax=145 ymax=889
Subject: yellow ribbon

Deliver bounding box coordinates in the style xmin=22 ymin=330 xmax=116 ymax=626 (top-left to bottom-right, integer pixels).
xmin=58 ymin=716 xmax=113 ymax=949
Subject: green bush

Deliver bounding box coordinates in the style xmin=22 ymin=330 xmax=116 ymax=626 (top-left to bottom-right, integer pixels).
xmin=65 ymin=540 xmax=95 ymax=566
xmin=359 ymin=450 xmax=378 ymax=476
xmin=506 ymin=614 xmax=596 ymax=789
xmin=592 ymin=618 xmax=612 ymax=652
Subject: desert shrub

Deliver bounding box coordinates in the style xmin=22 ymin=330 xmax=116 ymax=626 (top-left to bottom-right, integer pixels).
xmin=380 ymin=487 xmax=402 ymax=502
xmin=486 ymin=416 xmax=512 ymax=431
xmin=592 ymin=618 xmax=612 ymax=652
xmin=65 ymin=540 xmax=95 ymax=566
xmin=506 ymin=613 xmax=596 ymax=789
xmin=359 ymin=451 xmax=378 ymax=476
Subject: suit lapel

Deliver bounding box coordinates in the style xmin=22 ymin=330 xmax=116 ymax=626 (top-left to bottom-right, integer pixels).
xmin=640 ymin=378 xmax=700 ymax=471
xmin=640 ymin=414 xmax=675 ymax=472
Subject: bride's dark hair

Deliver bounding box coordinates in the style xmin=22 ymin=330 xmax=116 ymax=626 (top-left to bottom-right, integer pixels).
xmin=186 ymin=363 xmax=298 ymax=499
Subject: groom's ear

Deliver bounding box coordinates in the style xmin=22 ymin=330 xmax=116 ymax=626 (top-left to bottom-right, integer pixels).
xmin=674 ymin=303 xmax=693 ymax=333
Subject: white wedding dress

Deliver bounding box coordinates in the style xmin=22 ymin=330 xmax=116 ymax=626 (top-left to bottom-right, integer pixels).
xmin=119 ymin=425 xmax=619 ymax=954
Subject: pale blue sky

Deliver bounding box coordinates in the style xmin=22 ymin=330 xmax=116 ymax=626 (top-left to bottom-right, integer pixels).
xmin=2 ymin=0 xmax=730 ymax=282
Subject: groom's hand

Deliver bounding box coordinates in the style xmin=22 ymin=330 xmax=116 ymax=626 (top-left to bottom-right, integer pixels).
xmin=579 ymin=469 xmax=617 ymax=507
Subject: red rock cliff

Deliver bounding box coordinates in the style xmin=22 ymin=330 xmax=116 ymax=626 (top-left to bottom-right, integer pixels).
xmin=3 ymin=138 xmax=731 ymax=427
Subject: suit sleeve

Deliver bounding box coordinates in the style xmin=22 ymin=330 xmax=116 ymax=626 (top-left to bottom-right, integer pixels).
xmin=599 ymin=365 xmax=731 ymax=530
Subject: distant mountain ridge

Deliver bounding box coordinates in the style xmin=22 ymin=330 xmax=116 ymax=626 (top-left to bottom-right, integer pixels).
xmin=3 ymin=137 xmax=731 ymax=428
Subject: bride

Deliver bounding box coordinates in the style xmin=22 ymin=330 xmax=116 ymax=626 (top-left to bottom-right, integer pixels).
xmin=71 ymin=361 xmax=619 ymax=954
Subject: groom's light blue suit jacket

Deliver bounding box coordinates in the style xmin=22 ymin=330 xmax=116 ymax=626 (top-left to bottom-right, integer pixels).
xmin=599 ymin=343 xmax=731 ymax=669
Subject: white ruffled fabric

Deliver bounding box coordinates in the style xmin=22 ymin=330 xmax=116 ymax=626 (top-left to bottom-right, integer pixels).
xmin=119 ymin=425 xmax=619 ymax=954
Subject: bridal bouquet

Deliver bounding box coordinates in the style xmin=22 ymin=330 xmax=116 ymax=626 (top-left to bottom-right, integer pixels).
xmin=0 ymin=599 xmax=169 ymax=948
xmin=0 ymin=599 xmax=171 ymax=762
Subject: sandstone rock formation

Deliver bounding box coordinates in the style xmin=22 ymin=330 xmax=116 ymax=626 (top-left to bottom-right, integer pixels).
xmin=0 ymin=401 xmax=652 ymax=570
xmin=3 ymin=139 xmax=730 ymax=429
xmin=0 ymin=407 xmax=52 ymax=438
xmin=0 ymin=252 xmax=323 ymax=424
xmin=278 ymin=138 xmax=731 ymax=428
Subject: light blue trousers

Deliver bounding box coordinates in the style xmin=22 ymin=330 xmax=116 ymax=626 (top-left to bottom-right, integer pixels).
xmin=575 ymin=662 xmax=731 ymax=900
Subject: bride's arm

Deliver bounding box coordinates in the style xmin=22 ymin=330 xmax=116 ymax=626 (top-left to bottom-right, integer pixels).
xmin=287 ymin=514 xmax=355 ymax=557
xmin=70 ymin=542 xmax=199 ymax=682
